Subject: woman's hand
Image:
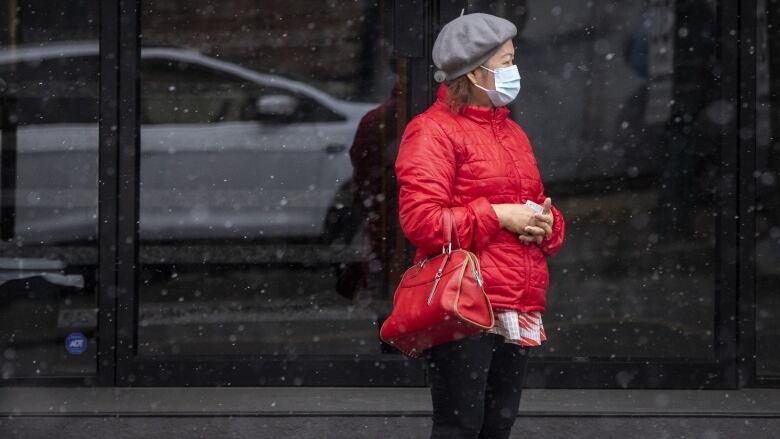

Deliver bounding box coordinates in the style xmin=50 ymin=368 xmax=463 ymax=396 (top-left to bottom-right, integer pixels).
xmin=493 ymin=198 xmax=555 ymax=245
xmin=519 ymin=198 xmax=554 ymax=244
xmin=491 ymin=203 xmax=536 ymax=235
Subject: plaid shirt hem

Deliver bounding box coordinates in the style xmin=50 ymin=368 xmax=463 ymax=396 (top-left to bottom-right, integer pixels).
xmin=487 ymin=310 xmax=546 ymax=347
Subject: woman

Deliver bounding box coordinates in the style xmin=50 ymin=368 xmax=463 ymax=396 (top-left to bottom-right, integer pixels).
xmin=394 ymin=13 xmax=565 ymax=439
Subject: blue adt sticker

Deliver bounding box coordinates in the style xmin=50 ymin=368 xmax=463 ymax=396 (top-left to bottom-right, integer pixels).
xmin=65 ymin=332 xmax=88 ymax=355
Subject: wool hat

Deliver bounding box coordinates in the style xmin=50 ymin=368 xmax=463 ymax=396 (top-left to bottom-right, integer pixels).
xmin=432 ymin=13 xmax=517 ymax=82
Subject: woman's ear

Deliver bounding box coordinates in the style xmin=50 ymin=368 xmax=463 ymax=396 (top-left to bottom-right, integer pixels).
xmin=466 ymin=69 xmax=479 ymax=85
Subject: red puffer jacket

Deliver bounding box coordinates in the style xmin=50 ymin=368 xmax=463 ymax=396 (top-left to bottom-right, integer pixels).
xmin=394 ymin=84 xmax=565 ymax=313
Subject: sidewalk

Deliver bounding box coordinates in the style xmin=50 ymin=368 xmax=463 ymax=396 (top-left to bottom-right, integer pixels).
xmin=1 ymin=387 xmax=779 ymax=438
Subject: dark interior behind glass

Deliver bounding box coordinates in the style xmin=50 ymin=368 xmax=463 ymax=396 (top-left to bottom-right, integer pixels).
xmin=0 ymin=0 xmax=99 ymax=378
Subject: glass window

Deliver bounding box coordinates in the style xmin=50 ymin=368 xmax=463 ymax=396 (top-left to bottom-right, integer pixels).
xmin=757 ymin=0 xmax=780 ymax=378
xmin=137 ymin=0 xmax=399 ymax=364
xmin=141 ymin=59 xmax=344 ymax=125
xmin=141 ymin=59 xmax=250 ymax=124
xmin=0 ymin=1 xmax=99 ymax=378
xmin=493 ymin=0 xmax=725 ymax=365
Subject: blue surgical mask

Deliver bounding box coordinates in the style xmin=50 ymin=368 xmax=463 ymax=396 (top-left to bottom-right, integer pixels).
xmin=472 ymin=64 xmax=521 ymax=107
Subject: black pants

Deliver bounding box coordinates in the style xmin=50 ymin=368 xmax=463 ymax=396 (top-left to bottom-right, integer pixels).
xmin=425 ymin=332 xmax=529 ymax=439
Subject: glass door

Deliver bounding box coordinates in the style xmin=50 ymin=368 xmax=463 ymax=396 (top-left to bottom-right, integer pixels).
xmin=117 ymin=0 xmax=424 ymax=386
xmin=0 ymin=0 xmax=102 ymax=381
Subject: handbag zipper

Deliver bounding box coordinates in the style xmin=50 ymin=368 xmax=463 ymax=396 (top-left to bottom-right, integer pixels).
xmin=427 ymin=270 xmax=443 ymax=305
xmin=472 ymin=264 xmax=484 ymax=287
xmin=467 ymin=254 xmax=484 ymax=288
xmin=426 ymin=257 xmax=483 ymax=306
xmin=426 ymin=249 xmax=452 ymax=305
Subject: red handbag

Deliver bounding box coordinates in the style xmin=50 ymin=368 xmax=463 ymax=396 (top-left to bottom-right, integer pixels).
xmin=380 ymin=209 xmax=495 ymax=357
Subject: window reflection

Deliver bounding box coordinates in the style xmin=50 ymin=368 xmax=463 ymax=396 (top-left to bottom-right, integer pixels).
xmin=137 ymin=0 xmax=398 ymax=358
xmin=138 ymin=51 xmax=374 ymax=242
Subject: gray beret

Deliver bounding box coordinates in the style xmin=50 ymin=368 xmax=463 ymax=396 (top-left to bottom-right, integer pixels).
xmin=432 ymin=13 xmax=517 ymax=82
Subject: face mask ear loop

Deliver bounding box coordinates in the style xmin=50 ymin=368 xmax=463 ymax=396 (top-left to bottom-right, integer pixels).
xmin=472 ymin=81 xmax=490 ymax=93
xmin=472 ymin=67 xmax=494 ymax=92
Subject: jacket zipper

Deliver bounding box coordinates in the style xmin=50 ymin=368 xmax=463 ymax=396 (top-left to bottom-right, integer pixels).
xmin=492 ymin=107 xmax=525 ymax=201
xmin=492 ymin=105 xmax=532 ymax=306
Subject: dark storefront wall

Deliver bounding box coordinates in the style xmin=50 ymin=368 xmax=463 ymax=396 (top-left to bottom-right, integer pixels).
xmin=0 ymin=0 xmax=776 ymax=388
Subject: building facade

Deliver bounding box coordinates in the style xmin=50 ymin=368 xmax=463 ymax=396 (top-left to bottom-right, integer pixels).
xmin=0 ymin=0 xmax=777 ymax=389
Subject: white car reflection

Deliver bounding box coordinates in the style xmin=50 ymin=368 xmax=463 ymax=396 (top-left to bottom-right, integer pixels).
xmin=0 ymin=42 xmax=375 ymax=243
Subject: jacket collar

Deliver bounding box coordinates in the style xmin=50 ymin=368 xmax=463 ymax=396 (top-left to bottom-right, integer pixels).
xmin=435 ymin=83 xmax=510 ymax=125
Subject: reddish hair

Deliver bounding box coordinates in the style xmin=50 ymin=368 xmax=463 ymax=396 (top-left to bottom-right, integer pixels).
xmin=444 ymin=75 xmax=472 ymax=113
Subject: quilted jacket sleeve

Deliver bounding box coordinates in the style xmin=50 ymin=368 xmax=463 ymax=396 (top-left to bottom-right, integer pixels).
xmin=395 ymin=116 xmax=501 ymax=256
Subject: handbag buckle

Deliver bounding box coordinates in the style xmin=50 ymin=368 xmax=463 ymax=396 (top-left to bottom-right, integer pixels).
xmin=442 ymin=242 xmax=452 ymax=255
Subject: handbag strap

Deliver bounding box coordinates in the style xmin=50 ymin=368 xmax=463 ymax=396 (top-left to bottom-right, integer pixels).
xmin=441 ymin=208 xmax=462 ymax=253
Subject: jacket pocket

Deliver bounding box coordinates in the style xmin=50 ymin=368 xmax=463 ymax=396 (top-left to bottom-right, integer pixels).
xmin=528 ymin=247 xmax=550 ymax=293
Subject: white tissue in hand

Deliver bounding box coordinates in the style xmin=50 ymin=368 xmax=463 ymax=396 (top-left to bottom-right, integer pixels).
xmin=525 ymin=200 xmax=543 ymax=214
